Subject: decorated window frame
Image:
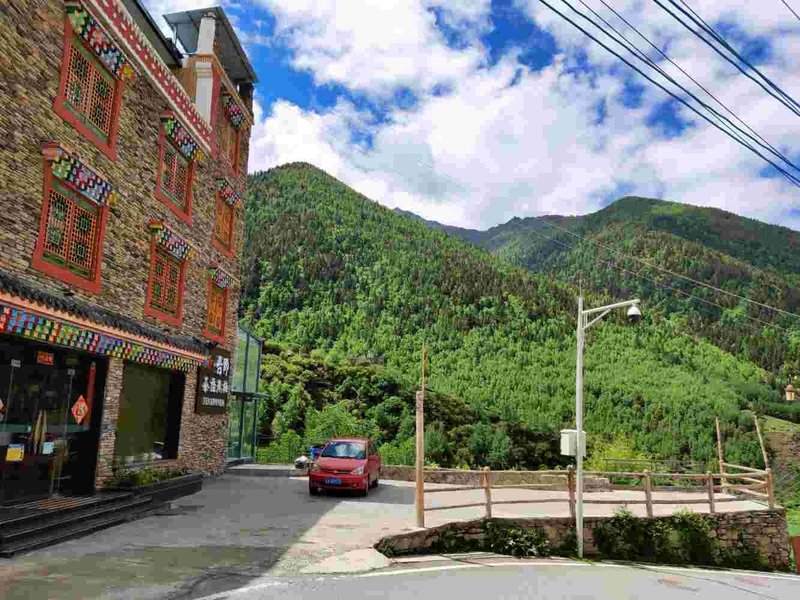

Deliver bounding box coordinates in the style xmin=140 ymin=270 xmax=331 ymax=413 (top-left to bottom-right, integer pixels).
xmin=155 ymin=113 xmax=202 ymax=224
xmin=218 ymin=95 xmax=244 ymax=174
xmin=212 ymin=178 xmax=241 ymax=259
xmin=204 ymin=267 xmax=232 ymax=344
xmin=54 ymin=4 xmax=135 ymax=162
xmin=144 ymin=222 xmax=192 ymax=327
xmin=32 ymin=144 xmax=115 ymax=294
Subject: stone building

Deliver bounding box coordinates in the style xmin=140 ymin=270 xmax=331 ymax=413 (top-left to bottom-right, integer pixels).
xmin=0 ymin=0 xmax=255 ymax=504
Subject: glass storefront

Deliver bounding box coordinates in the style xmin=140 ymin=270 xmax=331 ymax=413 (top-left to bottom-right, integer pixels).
xmin=226 ymin=327 xmax=262 ymax=463
xmin=0 ymin=338 xmax=105 ymax=504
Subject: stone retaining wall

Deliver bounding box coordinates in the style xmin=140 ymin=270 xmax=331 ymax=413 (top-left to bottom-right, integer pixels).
xmin=376 ymin=509 xmax=791 ymax=571
xmin=380 ymin=465 xmax=610 ymax=490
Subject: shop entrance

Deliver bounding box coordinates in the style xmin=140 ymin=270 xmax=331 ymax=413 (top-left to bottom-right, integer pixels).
xmin=0 ymin=339 xmax=106 ymax=505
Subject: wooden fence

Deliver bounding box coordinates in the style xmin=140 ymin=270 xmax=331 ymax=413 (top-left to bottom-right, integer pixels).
xmin=423 ymin=463 xmax=775 ymax=520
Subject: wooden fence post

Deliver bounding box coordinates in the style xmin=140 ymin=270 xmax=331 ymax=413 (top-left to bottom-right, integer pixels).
xmin=706 ymin=472 xmax=715 ymax=514
xmin=766 ymin=468 xmax=775 ymax=509
xmin=715 ymin=417 xmax=727 ymax=494
xmin=643 ymin=469 xmax=653 ymax=518
xmin=567 ymin=465 xmax=576 ymax=520
xmin=753 ymin=413 xmax=770 ymax=469
xmin=483 ymin=467 xmax=493 ymax=518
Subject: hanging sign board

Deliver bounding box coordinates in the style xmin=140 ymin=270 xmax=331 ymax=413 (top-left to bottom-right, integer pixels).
xmin=71 ymin=395 xmax=89 ymax=425
xmin=195 ymin=347 xmax=231 ymax=414
xmin=42 ymin=441 xmax=55 ymax=455
xmin=6 ymin=444 xmax=24 ymax=462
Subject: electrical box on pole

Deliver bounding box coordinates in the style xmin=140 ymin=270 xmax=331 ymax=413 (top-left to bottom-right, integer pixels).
xmin=560 ymin=429 xmax=586 ymax=457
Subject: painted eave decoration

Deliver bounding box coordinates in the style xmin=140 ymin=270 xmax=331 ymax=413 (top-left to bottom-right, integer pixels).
xmin=66 ymin=3 xmax=136 ymax=82
xmin=216 ymin=178 xmax=242 ymax=208
xmin=209 ymin=267 xmax=233 ymax=289
xmin=149 ymin=221 xmax=194 ymax=261
xmin=45 ymin=143 xmax=120 ymax=206
xmin=162 ymin=113 xmax=203 ymax=161
xmin=0 ymin=305 xmax=202 ymax=372
xmin=84 ymin=0 xmax=213 ymax=154
xmin=222 ymin=95 xmax=245 ymax=129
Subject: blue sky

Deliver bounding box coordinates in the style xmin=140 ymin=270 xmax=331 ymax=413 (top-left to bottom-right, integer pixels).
xmin=147 ymin=0 xmax=800 ymax=230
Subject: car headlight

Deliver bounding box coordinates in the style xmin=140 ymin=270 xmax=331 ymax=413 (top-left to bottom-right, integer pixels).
xmin=351 ymin=466 xmax=364 ymax=475
xmin=310 ymin=463 xmax=321 ymax=473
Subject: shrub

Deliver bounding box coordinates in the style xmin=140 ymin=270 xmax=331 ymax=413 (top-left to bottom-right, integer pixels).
xmin=485 ymin=521 xmax=551 ymax=558
xmin=259 ymin=430 xmax=305 ymax=463
xmin=111 ymin=467 xmax=188 ymax=487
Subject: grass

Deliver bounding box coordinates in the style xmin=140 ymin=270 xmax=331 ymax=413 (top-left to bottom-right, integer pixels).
xmin=788 ymin=507 xmax=800 ymax=538
xmin=760 ymin=415 xmax=800 ymax=434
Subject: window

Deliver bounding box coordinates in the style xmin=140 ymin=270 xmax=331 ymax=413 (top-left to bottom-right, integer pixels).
xmin=144 ymin=223 xmax=190 ymax=326
xmin=213 ymin=194 xmax=234 ymax=253
xmin=32 ymin=157 xmax=109 ymax=294
xmin=114 ymin=363 xmax=184 ymax=464
xmin=155 ymin=116 xmax=198 ymax=224
xmin=204 ymin=280 xmax=228 ymax=343
xmin=54 ymin=10 xmax=127 ymax=161
xmin=145 ymin=249 xmax=183 ymax=325
xmin=218 ymin=98 xmax=241 ymax=172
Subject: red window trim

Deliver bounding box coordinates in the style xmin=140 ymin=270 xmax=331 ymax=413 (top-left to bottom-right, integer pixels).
xmin=211 ymin=192 xmax=236 ymax=260
xmin=53 ymin=16 xmax=125 ymax=162
xmin=154 ymin=124 xmax=195 ymax=226
xmin=143 ymin=237 xmax=186 ymax=327
xmin=203 ymin=277 xmax=229 ymax=345
xmin=31 ymin=156 xmax=109 ymax=294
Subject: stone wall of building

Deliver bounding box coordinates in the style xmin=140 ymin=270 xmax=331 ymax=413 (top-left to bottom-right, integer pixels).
xmin=0 ymin=0 xmax=250 ymax=483
xmin=376 ymin=510 xmax=792 ymax=571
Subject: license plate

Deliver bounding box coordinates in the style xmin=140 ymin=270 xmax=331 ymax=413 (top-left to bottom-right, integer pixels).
xmin=324 ymin=478 xmax=342 ymax=486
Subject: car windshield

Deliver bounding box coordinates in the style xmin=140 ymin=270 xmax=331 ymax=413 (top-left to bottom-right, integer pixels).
xmin=320 ymin=441 xmax=366 ymax=459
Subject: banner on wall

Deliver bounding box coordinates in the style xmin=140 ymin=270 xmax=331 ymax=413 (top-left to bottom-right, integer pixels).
xmin=195 ymin=347 xmax=231 ymax=414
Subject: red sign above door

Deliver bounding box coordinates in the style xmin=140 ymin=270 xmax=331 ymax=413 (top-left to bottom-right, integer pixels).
xmin=37 ymin=351 xmax=54 ymax=365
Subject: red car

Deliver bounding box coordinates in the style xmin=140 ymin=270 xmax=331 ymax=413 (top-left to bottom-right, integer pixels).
xmin=308 ymin=438 xmax=381 ymax=496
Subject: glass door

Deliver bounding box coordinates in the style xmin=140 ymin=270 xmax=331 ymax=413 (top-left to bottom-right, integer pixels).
xmin=227 ymin=397 xmax=243 ymax=461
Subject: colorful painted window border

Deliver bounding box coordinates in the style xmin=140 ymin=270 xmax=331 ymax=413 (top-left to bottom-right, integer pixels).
xmin=218 ymin=95 xmax=242 ymax=174
xmin=32 ymin=144 xmax=113 ymax=294
xmin=211 ymin=179 xmax=240 ymax=260
xmin=203 ymin=268 xmax=231 ymax=344
xmin=53 ymin=4 xmax=135 ymax=162
xmin=144 ymin=222 xmax=192 ymax=327
xmin=155 ymin=114 xmax=200 ymax=225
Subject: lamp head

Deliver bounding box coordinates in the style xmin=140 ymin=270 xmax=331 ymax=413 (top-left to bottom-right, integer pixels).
xmin=627 ymin=304 xmax=642 ymax=324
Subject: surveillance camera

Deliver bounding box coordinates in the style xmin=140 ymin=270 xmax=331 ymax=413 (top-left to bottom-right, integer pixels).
xmin=627 ymin=304 xmax=642 ymax=324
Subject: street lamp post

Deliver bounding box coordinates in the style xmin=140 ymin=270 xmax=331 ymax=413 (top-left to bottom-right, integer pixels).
xmin=575 ymin=295 xmax=641 ymax=559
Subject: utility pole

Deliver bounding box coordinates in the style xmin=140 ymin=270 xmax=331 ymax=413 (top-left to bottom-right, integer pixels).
xmin=574 ymin=296 xmax=641 ymax=558
xmin=575 ymin=296 xmax=585 ymax=558
xmin=415 ymin=344 xmax=427 ymax=528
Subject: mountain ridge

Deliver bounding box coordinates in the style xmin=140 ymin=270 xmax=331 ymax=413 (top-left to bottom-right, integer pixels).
xmin=241 ymin=162 xmax=775 ymax=467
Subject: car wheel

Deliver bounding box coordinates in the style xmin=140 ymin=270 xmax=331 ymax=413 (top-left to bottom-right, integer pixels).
xmin=359 ymin=478 xmax=369 ymax=497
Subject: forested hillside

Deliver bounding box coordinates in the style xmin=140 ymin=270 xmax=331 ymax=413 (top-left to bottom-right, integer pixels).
xmin=417 ymin=198 xmax=800 ymax=377
xmin=242 ymin=163 xmax=778 ymax=467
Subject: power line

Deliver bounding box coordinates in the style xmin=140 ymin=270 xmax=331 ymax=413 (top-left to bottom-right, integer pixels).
xmin=656 ymin=0 xmax=800 ymax=118
xmin=779 ymin=0 xmax=800 ymax=23
xmin=595 ymin=0 xmax=785 ymax=162
xmin=537 ymin=216 xmax=800 ymax=322
xmin=563 ymin=0 xmax=800 ymax=181
xmin=520 ymin=220 xmax=794 ymax=334
xmin=534 ymin=0 xmax=800 ymax=187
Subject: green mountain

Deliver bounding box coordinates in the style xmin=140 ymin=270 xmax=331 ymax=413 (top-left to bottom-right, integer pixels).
xmin=242 ymin=163 xmax=778 ymax=468
xmin=411 ymin=198 xmax=800 ymax=377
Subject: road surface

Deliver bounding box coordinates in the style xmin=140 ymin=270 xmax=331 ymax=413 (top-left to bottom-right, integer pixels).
xmin=193 ymin=555 xmax=800 ymax=600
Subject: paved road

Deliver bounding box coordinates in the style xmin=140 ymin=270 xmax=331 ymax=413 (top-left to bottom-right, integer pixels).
xmin=192 ymin=556 xmax=800 ymax=600
xmin=0 ymin=473 xmax=784 ymax=599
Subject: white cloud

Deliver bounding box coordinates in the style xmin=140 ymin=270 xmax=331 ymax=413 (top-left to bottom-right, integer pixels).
xmin=145 ymin=0 xmax=800 ymax=231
